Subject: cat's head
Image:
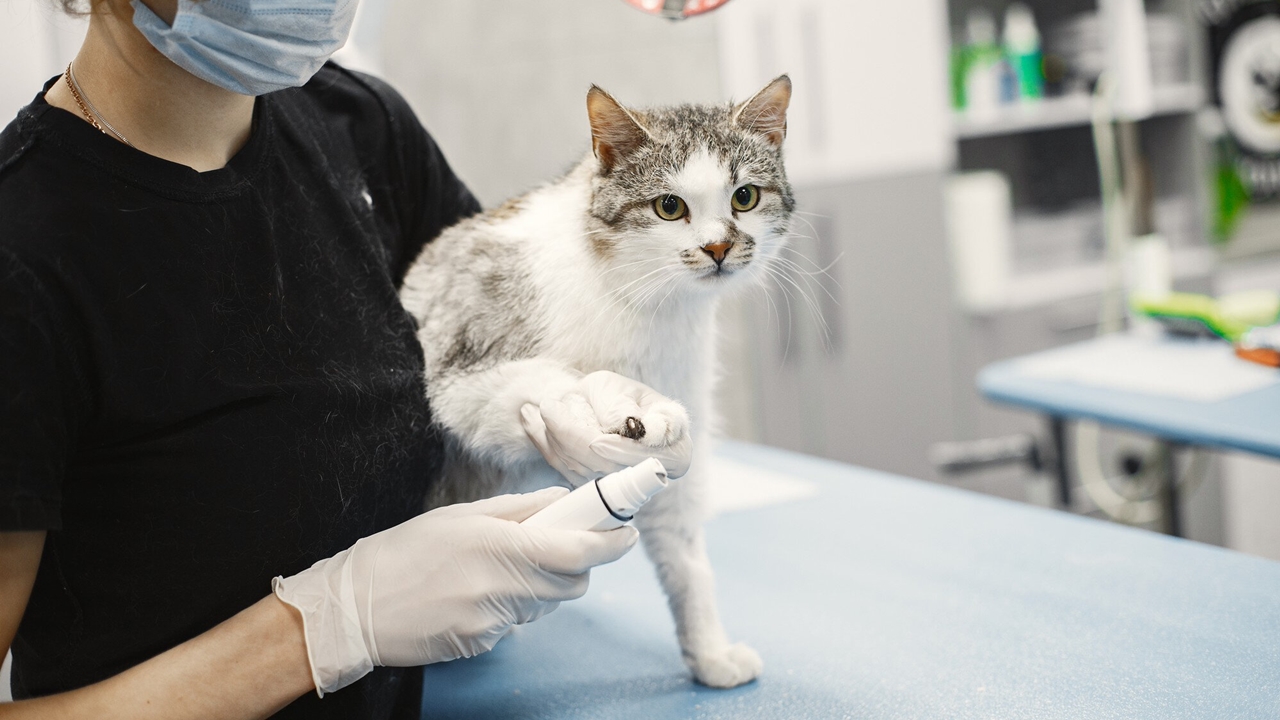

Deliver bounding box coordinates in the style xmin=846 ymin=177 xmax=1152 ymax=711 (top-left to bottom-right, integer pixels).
xmin=585 ymin=76 xmax=794 ymax=303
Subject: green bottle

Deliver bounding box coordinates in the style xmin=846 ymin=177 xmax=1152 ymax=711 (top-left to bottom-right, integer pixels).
xmin=1003 ymin=3 xmax=1043 ymax=101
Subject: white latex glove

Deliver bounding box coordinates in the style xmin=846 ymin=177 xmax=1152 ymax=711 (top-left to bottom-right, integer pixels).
xmin=273 ymin=487 xmax=637 ymax=696
xmin=519 ymin=370 xmax=693 ymax=485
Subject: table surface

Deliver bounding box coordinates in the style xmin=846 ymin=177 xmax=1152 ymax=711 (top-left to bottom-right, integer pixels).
xmin=419 ymin=442 xmax=1280 ymax=719
xmin=978 ymin=335 xmax=1280 ymax=458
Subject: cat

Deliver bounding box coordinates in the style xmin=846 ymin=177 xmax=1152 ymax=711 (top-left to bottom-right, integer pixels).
xmin=398 ymin=75 xmax=794 ymax=689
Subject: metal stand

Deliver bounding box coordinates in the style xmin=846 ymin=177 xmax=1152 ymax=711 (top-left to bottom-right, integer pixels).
xmin=1049 ymin=415 xmax=1071 ymax=509
xmin=1158 ymin=442 xmax=1182 ymax=538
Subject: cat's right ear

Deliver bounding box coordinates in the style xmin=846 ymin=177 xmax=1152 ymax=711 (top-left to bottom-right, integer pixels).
xmin=587 ymin=86 xmax=651 ymax=174
xmin=732 ymin=74 xmax=792 ymax=146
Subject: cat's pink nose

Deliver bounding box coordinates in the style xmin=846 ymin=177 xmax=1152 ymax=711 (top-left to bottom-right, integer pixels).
xmin=701 ymin=241 xmax=733 ymax=265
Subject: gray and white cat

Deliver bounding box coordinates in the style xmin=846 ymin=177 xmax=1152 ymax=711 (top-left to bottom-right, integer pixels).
xmin=399 ymin=76 xmax=794 ymax=688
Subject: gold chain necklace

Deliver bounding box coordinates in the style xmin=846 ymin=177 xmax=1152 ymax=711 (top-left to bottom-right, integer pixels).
xmin=63 ymin=62 xmax=135 ymax=148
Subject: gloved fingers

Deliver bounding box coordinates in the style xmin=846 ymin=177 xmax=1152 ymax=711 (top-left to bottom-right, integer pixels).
xmin=589 ymin=434 xmax=693 ymax=479
xmin=540 ymin=400 xmax=622 ymax=477
xmin=443 ymin=487 xmax=569 ymax=522
xmin=521 ymin=525 xmax=640 ymax=575
xmin=540 ymin=400 xmax=609 ymax=454
xmin=527 ymin=600 xmax=561 ymax=623
xmin=520 ymin=402 xmax=553 ymax=457
xmin=513 ymin=599 xmax=562 ymax=626
xmin=541 ymin=425 xmax=607 ymax=480
xmin=521 ymin=404 xmax=581 ymax=480
xmin=522 ymin=568 xmax=592 ymax=606
xmin=464 ymin=626 xmax=511 ymax=659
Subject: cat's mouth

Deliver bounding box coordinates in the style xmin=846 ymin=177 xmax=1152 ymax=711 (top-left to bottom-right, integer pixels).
xmin=698 ymin=265 xmax=737 ymax=280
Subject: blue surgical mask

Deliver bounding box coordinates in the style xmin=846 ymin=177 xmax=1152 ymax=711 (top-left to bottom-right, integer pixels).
xmin=131 ymin=0 xmax=359 ymax=96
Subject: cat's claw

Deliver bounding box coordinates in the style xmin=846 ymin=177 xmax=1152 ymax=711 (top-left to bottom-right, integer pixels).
xmin=634 ymin=400 xmax=689 ymax=449
xmin=688 ymin=642 xmax=763 ymax=689
xmin=621 ymin=416 xmax=645 ymax=441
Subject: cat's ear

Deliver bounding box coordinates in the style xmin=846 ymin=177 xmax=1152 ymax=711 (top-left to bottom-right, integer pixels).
xmin=732 ymin=74 xmax=791 ymax=146
xmin=587 ymin=86 xmax=651 ymax=173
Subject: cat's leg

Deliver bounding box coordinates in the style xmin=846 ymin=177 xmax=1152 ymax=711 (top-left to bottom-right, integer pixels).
xmin=634 ymin=460 xmax=762 ymax=688
xmin=429 ymin=358 xmax=581 ymax=470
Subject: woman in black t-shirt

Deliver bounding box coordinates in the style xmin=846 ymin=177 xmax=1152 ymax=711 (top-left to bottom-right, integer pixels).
xmin=0 ymin=1 xmax=651 ymax=718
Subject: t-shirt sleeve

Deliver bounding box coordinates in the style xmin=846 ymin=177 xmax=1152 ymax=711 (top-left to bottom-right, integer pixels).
xmin=0 ymin=248 xmax=90 ymax=530
xmin=353 ymin=71 xmax=482 ymax=283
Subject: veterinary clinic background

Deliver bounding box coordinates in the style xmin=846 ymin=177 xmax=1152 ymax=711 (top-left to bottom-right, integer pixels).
xmin=3 ymin=0 xmax=1280 ymax=718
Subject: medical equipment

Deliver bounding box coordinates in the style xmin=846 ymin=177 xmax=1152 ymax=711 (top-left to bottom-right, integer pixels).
xmin=524 ymin=458 xmax=668 ymax=531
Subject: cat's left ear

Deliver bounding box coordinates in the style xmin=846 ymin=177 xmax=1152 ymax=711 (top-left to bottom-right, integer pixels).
xmin=587 ymin=86 xmax=653 ymax=173
xmin=732 ymin=74 xmax=791 ymax=146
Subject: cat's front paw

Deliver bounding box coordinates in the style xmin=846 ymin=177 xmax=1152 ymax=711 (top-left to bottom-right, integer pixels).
xmin=687 ymin=642 xmax=763 ymax=688
xmin=619 ymin=399 xmax=689 ymax=449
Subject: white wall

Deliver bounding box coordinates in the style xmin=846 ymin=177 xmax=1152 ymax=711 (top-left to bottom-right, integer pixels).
xmin=716 ymin=0 xmax=954 ymax=187
xmin=379 ymin=0 xmax=726 ymax=207
xmin=0 ymin=1 xmax=86 ymax=126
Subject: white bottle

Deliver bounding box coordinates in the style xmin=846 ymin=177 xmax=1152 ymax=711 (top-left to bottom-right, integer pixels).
xmin=523 ymin=458 xmax=668 ymax=531
xmin=964 ymin=8 xmax=1002 ymax=121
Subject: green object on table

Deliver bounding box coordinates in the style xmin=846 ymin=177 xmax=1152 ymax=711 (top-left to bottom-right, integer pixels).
xmin=1132 ymin=290 xmax=1280 ymax=342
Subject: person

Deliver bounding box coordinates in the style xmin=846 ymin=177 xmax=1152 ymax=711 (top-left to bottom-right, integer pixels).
xmin=0 ymin=0 xmax=690 ymax=717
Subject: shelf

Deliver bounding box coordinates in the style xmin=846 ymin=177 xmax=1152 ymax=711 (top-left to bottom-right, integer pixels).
xmin=996 ymin=246 xmax=1218 ymax=312
xmin=952 ymin=83 xmax=1205 ymax=140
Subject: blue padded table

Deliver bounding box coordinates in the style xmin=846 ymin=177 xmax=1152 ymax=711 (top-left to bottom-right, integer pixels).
xmin=419 ymin=441 xmax=1280 ymax=719
xmin=978 ymin=334 xmax=1280 ymax=536
xmin=978 ymin=335 xmax=1280 ymax=460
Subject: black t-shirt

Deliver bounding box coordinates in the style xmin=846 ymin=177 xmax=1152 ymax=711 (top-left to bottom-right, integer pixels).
xmin=0 ymin=64 xmax=479 ymax=718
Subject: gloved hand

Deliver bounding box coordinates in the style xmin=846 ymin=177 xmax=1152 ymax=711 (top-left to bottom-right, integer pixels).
xmin=519 ymin=371 xmax=693 ymax=485
xmin=273 ymin=487 xmax=638 ymax=696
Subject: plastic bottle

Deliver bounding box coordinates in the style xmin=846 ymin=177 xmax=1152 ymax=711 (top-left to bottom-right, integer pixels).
xmin=962 ymin=8 xmax=1003 ymax=119
xmin=523 ymin=458 xmax=668 ymax=531
xmin=1004 ymin=3 xmax=1043 ymax=102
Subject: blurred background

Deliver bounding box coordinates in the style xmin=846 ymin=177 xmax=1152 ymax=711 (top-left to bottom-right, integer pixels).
xmin=4 ymin=0 xmax=1279 ymax=559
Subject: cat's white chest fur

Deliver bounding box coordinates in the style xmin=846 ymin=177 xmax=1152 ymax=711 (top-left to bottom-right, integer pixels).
xmin=503 ymin=178 xmax=714 ymax=416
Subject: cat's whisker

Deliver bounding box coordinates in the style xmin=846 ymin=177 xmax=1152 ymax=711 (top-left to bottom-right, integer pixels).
xmin=589 ymin=267 xmax=674 ymax=328
xmin=609 ymin=263 xmax=676 ymax=297
xmin=602 ymin=256 xmax=667 ymax=275
xmin=617 ymin=275 xmax=676 ymax=332
xmin=628 ymin=269 xmax=680 ymax=313
xmin=788 ymin=213 xmax=824 ymax=241
xmin=646 ymin=274 xmax=686 ymax=338
xmin=764 ymin=265 xmax=797 ymax=362
xmin=768 ymin=255 xmax=842 ymax=304
xmin=761 ymin=258 xmax=833 ymax=347
xmin=597 ymin=265 xmax=681 ymax=329
xmin=757 ymin=272 xmax=784 ymax=338
xmin=777 ymin=253 xmax=843 ymax=281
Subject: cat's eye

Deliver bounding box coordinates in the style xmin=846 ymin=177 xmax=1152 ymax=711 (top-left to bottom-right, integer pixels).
xmin=654 ymin=194 xmax=688 ymax=221
xmin=731 ymin=185 xmax=760 ymax=212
